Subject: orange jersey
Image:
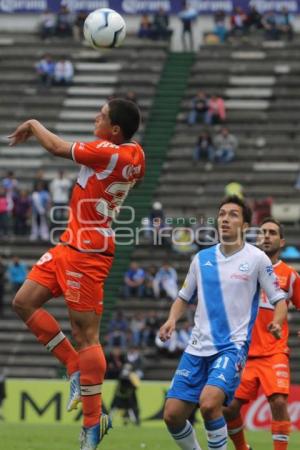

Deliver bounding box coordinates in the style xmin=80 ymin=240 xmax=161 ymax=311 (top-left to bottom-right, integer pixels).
xmin=249 ymin=260 xmax=300 ymax=357
xmin=60 ymin=139 xmax=145 ymax=253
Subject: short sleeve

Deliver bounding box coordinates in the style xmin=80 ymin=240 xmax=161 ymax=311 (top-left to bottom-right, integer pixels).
xmin=258 ymin=253 xmax=287 ymax=305
xmin=178 ymin=256 xmax=198 ymax=303
xmin=71 ymin=140 xmax=120 ymax=170
xmin=289 ymin=271 xmax=300 ymax=309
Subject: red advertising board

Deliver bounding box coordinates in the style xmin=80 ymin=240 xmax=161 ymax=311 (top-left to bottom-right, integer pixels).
xmin=241 ymin=385 xmax=300 ymax=430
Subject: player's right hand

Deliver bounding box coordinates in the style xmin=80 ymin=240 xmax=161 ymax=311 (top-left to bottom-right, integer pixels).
xmin=159 ymin=319 xmax=176 ymax=342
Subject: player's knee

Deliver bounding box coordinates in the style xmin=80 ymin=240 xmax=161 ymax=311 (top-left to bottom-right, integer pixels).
xmin=163 ymin=404 xmax=181 ymax=428
xmin=200 ymin=399 xmax=220 ymax=420
xmin=269 ymin=395 xmax=288 ymax=412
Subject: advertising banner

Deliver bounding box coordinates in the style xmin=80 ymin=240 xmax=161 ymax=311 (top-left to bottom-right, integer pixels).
xmin=0 ymin=0 xmax=299 ymax=14
xmin=2 ymin=379 xmax=300 ymax=429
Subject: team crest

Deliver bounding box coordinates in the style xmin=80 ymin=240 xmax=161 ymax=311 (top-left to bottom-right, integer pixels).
xmin=239 ymin=263 xmax=249 ymax=272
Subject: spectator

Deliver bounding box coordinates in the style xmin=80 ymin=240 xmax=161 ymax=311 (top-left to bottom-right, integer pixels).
xmin=137 ymin=14 xmax=153 ymax=39
xmin=152 ymin=7 xmax=172 ymax=40
xmin=73 ymin=10 xmax=87 ymax=41
xmin=262 ymin=10 xmax=279 ymax=40
xmin=276 ymin=7 xmax=294 ymax=41
xmin=153 ymin=262 xmax=178 ymax=301
xmin=2 ymin=170 xmax=18 ymax=213
xmin=0 ymin=255 xmax=5 ymax=315
xmin=187 ymin=90 xmax=208 ymax=125
xmin=177 ymin=321 xmax=192 ymax=350
xmin=144 ymin=265 xmax=157 ymax=297
xmin=224 ymin=181 xmax=244 ymax=199
xmin=0 ymin=187 xmax=9 ymax=237
xmin=230 ymin=6 xmax=247 ymax=36
xmin=54 ymin=57 xmax=74 ymax=85
xmin=56 ymin=5 xmax=73 ymax=37
xmin=213 ymin=9 xmax=228 ymax=43
xmin=178 ymin=0 xmax=197 ymax=51
xmin=7 ymin=256 xmax=27 ymax=293
xmin=30 ymin=181 xmax=51 ymax=241
xmin=123 ymin=262 xmax=145 ymax=298
xmin=33 ymin=169 xmax=49 ymax=192
xmin=39 ymin=9 xmax=56 ymax=40
xmin=107 ymin=311 xmax=128 ymax=349
xmin=193 ymin=130 xmax=215 ymax=162
xmin=172 ymin=227 xmax=198 ymax=254
xmin=213 ymin=127 xmax=238 ymax=163
xmin=129 ymin=312 xmax=146 ymax=347
xmin=49 ymin=170 xmax=72 ymax=223
xmin=106 ymin=347 xmax=125 ymax=379
xmin=13 ymin=189 xmax=31 ymax=235
xmin=245 ymin=6 xmax=262 ymax=30
xmin=35 ymin=54 xmax=55 ymax=87
xmin=144 ymin=310 xmax=160 ymax=346
xmin=205 ymin=93 xmax=226 ymax=125
xmin=125 ymin=90 xmax=138 ymax=104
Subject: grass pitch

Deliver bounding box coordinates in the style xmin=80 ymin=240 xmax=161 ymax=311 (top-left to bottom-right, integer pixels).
xmin=1 ymin=422 xmax=299 ymax=450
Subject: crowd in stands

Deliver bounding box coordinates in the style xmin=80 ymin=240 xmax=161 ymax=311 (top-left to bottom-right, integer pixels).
xmin=38 ymin=6 xmax=86 ymax=41
xmin=122 ymin=261 xmax=178 ymax=301
xmin=210 ymin=5 xmax=294 ymax=44
xmin=35 ymin=54 xmax=74 ymax=87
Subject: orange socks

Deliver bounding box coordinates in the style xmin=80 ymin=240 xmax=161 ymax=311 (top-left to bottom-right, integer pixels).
xmin=227 ymin=416 xmax=249 ymax=450
xmin=79 ymin=344 xmax=106 ymax=428
xmin=272 ymin=420 xmax=290 ymax=450
xmin=26 ymin=308 xmax=79 ymax=376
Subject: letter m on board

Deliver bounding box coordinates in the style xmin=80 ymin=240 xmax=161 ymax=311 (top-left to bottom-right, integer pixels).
xmin=21 ymin=392 xmax=61 ymax=420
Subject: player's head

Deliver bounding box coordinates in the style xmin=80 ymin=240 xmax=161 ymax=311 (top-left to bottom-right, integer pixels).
xmin=217 ymin=195 xmax=252 ymax=243
xmin=94 ymin=98 xmax=141 ymax=142
xmin=258 ymin=217 xmax=285 ymax=258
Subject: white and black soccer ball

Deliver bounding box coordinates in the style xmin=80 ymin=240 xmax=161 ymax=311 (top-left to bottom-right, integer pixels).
xmin=83 ymin=8 xmax=126 ymax=49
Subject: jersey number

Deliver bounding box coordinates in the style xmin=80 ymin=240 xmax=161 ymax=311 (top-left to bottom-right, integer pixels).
xmin=96 ymin=181 xmax=133 ymax=219
xmin=214 ymin=356 xmax=229 ymax=370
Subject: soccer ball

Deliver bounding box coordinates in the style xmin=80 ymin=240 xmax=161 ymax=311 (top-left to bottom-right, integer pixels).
xmin=83 ymin=8 xmax=126 ymax=49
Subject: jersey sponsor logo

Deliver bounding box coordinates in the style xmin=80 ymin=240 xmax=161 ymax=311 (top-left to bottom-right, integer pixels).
xmin=266 ymin=265 xmax=274 ymax=276
xmin=175 ymin=369 xmax=190 ymax=378
xmin=231 ymin=273 xmax=250 ymax=281
xmin=239 ymin=263 xmax=249 ymax=272
xmin=122 ymin=163 xmax=142 ymax=180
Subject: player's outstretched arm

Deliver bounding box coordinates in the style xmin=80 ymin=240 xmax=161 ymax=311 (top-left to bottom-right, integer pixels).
xmin=159 ymin=297 xmax=188 ymax=342
xmin=267 ymin=299 xmax=288 ymax=339
xmin=8 ymin=119 xmax=73 ymax=159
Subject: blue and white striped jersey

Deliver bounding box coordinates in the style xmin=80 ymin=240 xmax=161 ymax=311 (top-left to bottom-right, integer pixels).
xmin=179 ymin=243 xmax=286 ymax=356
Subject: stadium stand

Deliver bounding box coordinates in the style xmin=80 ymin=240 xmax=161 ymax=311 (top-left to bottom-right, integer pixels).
xmin=0 ymin=31 xmax=300 ymax=384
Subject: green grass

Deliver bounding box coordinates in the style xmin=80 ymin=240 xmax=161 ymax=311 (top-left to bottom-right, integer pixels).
xmin=1 ymin=423 xmax=299 ymax=450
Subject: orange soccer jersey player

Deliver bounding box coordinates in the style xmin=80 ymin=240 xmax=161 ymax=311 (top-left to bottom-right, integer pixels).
xmin=8 ymin=98 xmax=144 ymax=450
xmin=224 ymin=218 xmax=300 ymax=450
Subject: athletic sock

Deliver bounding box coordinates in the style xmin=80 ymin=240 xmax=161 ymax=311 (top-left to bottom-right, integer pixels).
xmin=79 ymin=344 xmax=106 ymax=428
xmin=205 ymin=416 xmax=228 ymax=450
xmin=26 ymin=308 xmax=79 ymax=375
xmin=272 ymin=420 xmax=290 ymax=450
xmin=227 ymin=415 xmax=249 ymax=450
xmin=168 ymin=420 xmax=202 ymax=450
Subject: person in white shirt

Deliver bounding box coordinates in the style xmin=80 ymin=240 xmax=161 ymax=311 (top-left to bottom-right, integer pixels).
xmin=159 ymin=195 xmax=287 ymax=450
xmin=54 ymin=57 xmax=74 ymax=85
xmin=49 ymin=170 xmax=72 ymax=223
xmin=153 ymin=262 xmax=178 ymax=300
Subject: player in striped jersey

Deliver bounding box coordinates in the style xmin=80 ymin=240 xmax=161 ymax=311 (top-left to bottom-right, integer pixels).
xmin=8 ymin=98 xmax=144 ymax=450
xmin=159 ymin=196 xmax=288 ymax=450
xmin=225 ymin=218 xmax=300 ymax=450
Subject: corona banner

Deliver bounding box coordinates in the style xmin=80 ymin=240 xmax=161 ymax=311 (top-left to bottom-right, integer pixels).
xmin=2 ymin=379 xmax=300 ymax=429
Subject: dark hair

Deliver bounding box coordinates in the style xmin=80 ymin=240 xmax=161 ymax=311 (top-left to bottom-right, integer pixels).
xmin=108 ymin=98 xmax=141 ymax=140
xmin=218 ymin=195 xmax=252 ymax=224
xmin=260 ymin=217 xmax=284 ymax=238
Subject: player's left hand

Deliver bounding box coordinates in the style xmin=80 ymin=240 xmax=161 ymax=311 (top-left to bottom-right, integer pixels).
xmin=8 ymin=121 xmax=32 ymax=146
xmin=267 ymin=321 xmax=282 ymax=339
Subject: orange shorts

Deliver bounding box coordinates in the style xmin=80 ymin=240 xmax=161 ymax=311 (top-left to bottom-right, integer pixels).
xmin=28 ymin=244 xmax=114 ymax=315
xmin=235 ymin=353 xmax=290 ymax=401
